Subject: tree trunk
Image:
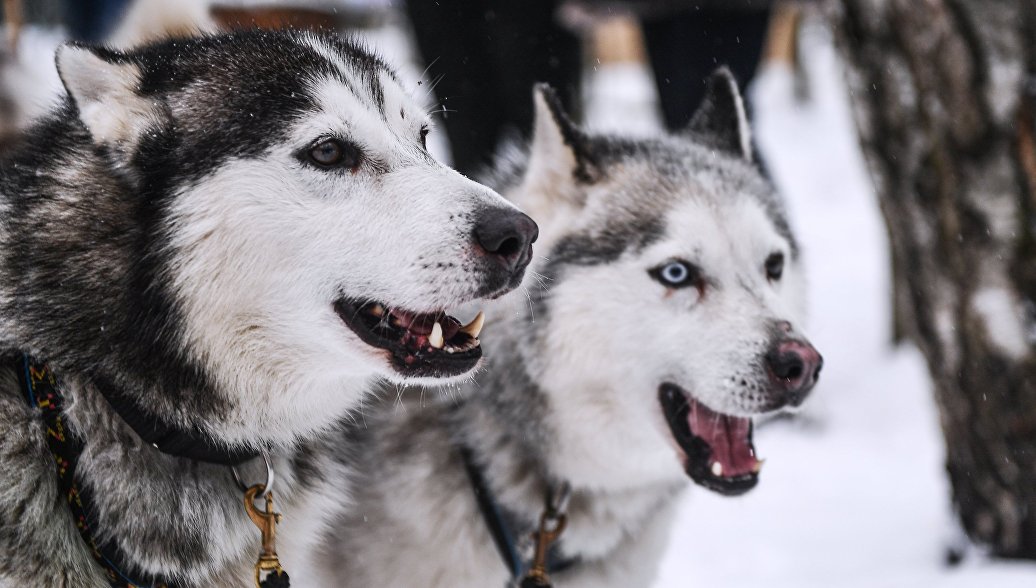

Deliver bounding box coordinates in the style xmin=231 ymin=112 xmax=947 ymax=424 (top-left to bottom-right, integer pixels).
xmin=832 ymin=0 xmax=1036 ymax=559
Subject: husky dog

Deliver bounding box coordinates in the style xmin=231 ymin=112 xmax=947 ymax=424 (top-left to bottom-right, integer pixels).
xmin=324 ymin=69 xmax=822 ymax=587
xmin=0 ymin=30 xmax=536 ymax=586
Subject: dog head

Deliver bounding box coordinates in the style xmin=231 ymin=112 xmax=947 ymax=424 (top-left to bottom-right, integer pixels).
xmin=496 ymin=71 xmax=820 ymax=495
xmin=49 ymin=31 xmax=535 ymax=444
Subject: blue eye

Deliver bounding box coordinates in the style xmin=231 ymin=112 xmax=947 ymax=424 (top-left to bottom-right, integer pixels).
xmin=652 ymin=260 xmax=700 ymax=288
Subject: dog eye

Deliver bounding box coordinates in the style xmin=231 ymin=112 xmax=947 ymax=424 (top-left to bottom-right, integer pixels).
xmin=419 ymin=126 xmax=429 ymax=149
xmin=307 ymin=139 xmax=361 ymax=170
xmin=652 ymin=260 xmax=700 ymax=288
xmin=765 ymin=252 xmax=784 ymax=282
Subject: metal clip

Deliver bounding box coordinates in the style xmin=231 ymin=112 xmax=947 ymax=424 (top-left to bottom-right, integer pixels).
xmin=243 ymin=484 xmax=289 ymax=587
xmin=519 ymin=510 xmax=567 ymax=588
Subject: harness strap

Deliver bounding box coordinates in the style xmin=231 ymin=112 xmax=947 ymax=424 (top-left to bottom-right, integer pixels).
xmin=459 ymin=445 xmax=525 ymax=578
xmin=458 ymin=445 xmax=579 ymax=581
xmin=16 ymin=354 xmax=174 ymax=588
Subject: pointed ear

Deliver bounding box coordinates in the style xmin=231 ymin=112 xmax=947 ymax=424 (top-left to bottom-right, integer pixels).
xmin=524 ymin=84 xmax=599 ymax=202
xmin=55 ymin=44 xmax=164 ymax=146
xmin=685 ymin=67 xmax=753 ymax=162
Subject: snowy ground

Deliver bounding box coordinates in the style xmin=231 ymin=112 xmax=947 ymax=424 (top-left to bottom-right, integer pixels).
xmin=8 ymin=12 xmax=1036 ymax=588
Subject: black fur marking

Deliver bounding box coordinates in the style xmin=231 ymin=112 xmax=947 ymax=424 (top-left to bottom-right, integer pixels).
xmin=530 ymin=215 xmax=664 ymax=324
xmin=367 ymin=69 xmax=386 ymax=118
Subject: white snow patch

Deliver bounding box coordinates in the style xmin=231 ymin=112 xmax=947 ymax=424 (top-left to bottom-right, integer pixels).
xmin=972 ymin=287 xmax=1028 ymax=359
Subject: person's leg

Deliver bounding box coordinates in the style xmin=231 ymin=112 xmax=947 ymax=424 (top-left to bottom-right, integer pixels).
xmin=405 ymin=1 xmax=581 ymax=174
xmin=404 ymin=0 xmax=505 ymax=175
xmin=484 ymin=1 xmax=582 ymax=137
xmin=62 ymin=0 xmax=131 ymax=43
xmin=642 ymin=8 xmax=771 ymax=131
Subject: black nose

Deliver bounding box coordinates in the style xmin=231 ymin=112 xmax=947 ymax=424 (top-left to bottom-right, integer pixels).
xmin=766 ymin=339 xmax=823 ymax=406
xmin=473 ymin=208 xmax=539 ymax=271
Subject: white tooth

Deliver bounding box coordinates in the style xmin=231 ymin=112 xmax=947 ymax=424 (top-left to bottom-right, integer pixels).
xmin=429 ymin=322 xmax=444 ymax=349
xmin=446 ymin=346 xmax=456 ymax=354
xmin=460 ymin=310 xmax=485 ymax=338
xmin=711 ymin=462 xmax=724 ymax=477
xmin=753 ymin=459 xmax=764 ymax=474
xmin=369 ymin=304 xmax=384 ymax=317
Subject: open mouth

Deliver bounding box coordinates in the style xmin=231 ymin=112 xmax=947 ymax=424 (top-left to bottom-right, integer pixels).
xmin=659 ymin=383 xmax=761 ymax=496
xmin=333 ymin=299 xmax=484 ymax=378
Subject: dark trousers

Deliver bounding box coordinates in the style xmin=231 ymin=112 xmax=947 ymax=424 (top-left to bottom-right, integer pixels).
xmin=642 ymin=7 xmax=772 ymax=131
xmin=405 ymin=1 xmax=582 ymax=176
xmin=62 ymin=0 xmax=131 ymax=43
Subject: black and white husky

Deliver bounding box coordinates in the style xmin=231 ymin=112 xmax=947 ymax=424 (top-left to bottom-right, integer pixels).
xmin=0 ymin=31 xmax=535 ymax=586
xmin=324 ymin=70 xmax=822 ymax=587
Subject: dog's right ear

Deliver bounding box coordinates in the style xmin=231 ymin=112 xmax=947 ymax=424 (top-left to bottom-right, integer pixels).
xmin=522 ymin=84 xmax=599 ymax=206
xmin=685 ymin=67 xmax=754 ymax=162
xmin=56 ymin=44 xmax=164 ymax=147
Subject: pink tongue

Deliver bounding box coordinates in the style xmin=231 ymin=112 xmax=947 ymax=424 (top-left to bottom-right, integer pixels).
xmin=688 ymin=400 xmax=759 ymax=477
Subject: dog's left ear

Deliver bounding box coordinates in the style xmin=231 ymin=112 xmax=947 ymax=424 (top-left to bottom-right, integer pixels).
xmin=56 ymin=43 xmax=165 ymax=147
xmin=685 ymin=68 xmax=753 ymax=162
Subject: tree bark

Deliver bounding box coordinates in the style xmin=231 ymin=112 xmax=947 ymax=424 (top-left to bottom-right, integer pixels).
xmin=832 ymin=0 xmax=1036 ymax=559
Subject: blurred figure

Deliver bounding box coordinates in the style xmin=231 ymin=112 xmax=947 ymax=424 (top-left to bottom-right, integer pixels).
xmin=406 ymin=1 xmax=775 ymax=173
xmin=566 ymin=0 xmax=774 ymax=131
xmin=639 ymin=0 xmax=773 ymax=130
xmin=404 ymin=0 xmax=582 ymax=175
xmin=62 ymin=0 xmax=132 ymax=42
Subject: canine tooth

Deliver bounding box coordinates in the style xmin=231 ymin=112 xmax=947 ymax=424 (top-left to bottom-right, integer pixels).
xmin=369 ymin=304 xmax=384 ymax=317
xmin=429 ymin=322 xmax=444 ymax=349
xmin=753 ymin=459 xmax=764 ymax=474
xmin=460 ymin=311 xmax=485 ymax=338
xmin=711 ymin=462 xmax=724 ymax=477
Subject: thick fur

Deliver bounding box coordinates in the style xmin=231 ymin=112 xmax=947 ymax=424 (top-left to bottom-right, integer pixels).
xmin=324 ymin=71 xmax=812 ymax=586
xmin=0 ymin=30 xmax=526 ymax=586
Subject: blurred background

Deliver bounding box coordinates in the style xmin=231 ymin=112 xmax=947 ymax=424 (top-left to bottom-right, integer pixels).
xmin=3 ymin=1 xmax=1036 ymax=586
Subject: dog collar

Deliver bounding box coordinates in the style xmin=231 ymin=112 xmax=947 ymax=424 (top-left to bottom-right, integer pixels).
xmin=458 ymin=444 xmax=579 ymax=583
xmin=14 ymin=353 xmax=174 ymax=588
xmin=92 ymin=374 xmax=260 ymax=466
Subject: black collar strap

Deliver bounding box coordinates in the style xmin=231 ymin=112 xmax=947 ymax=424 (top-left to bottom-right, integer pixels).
xmin=15 ymin=354 xmax=174 ymax=588
xmin=92 ymin=375 xmax=259 ymax=466
xmin=458 ymin=445 xmax=578 ymax=580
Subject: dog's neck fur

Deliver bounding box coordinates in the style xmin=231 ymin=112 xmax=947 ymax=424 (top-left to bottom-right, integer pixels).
xmin=0 ymin=356 xmax=352 ymax=585
xmin=460 ymin=331 xmax=686 ymax=562
xmin=326 ymin=315 xmax=685 ymax=587
xmin=0 ymin=105 xmax=223 ymax=432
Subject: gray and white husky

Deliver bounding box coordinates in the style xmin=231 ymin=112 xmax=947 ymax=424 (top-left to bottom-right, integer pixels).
xmin=324 ymin=69 xmax=822 ymax=587
xmin=0 ymin=30 xmax=535 ymax=586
